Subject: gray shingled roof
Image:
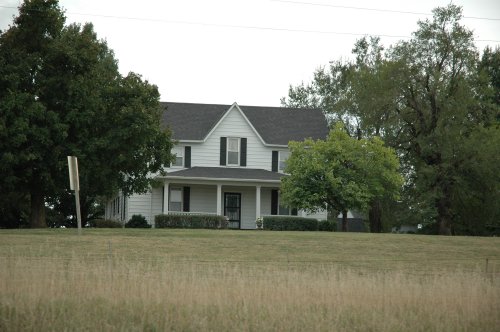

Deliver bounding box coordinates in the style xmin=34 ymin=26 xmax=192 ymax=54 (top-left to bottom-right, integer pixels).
xmin=166 ymin=167 xmax=284 ymax=182
xmin=160 ymin=102 xmax=329 ymax=145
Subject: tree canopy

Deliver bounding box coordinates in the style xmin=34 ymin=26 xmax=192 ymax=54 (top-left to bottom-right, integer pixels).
xmin=0 ymin=0 xmax=174 ymax=228
xmin=282 ymin=4 xmax=499 ymax=235
xmin=281 ymin=125 xmax=403 ymax=231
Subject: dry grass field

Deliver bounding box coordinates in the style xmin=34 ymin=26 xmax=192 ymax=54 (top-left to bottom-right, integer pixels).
xmin=1 ymin=229 xmax=499 ymax=331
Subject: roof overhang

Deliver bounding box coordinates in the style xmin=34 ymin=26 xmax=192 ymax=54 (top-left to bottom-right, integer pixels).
xmin=157 ymin=167 xmax=285 ymax=185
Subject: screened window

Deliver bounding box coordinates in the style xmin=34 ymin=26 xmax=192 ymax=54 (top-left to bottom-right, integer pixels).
xmin=227 ymin=138 xmax=240 ymax=166
xmin=170 ymin=188 xmax=182 ymax=211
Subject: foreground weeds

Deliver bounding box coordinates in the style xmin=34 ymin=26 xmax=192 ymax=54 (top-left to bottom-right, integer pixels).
xmin=1 ymin=254 xmax=499 ymax=331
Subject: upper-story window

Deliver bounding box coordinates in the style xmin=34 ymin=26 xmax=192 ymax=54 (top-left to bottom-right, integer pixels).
xmin=227 ymin=137 xmax=240 ymax=166
xmin=171 ymin=146 xmax=191 ymax=168
xmin=272 ymin=150 xmax=290 ymax=173
xmin=172 ymin=149 xmax=183 ymax=167
xmin=279 ymin=151 xmax=290 ymax=172
xmin=221 ymin=137 xmax=246 ymax=167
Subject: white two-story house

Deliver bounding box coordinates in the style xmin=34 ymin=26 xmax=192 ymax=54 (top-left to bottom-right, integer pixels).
xmin=106 ymin=102 xmax=329 ymax=229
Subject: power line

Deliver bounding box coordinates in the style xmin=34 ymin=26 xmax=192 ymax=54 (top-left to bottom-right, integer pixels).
xmin=270 ymin=0 xmax=500 ymax=21
xmin=0 ymin=4 xmax=498 ymax=43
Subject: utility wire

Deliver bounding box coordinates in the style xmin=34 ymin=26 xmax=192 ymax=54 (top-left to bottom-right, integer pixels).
xmin=270 ymin=0 xmax=500 ymax=21
xmin=0 ymin=4 xmax=499 ymax=42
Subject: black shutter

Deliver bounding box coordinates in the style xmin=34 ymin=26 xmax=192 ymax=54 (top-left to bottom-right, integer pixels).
xmin=183 ymin=187 xmax=190 ymax=212
xmin=240 ymin=138 xmax=247 ymax=167
xmin=272 ymin=151 xmax=279 ymax=172
xmin=184 ymin=146 xmax=191 ymax=168
xmin=220 ymin=137 xmax=227 ymax=166
xmin=161 ymin=186 xmax=165 ymax=212
xmin=271 ymin=189 xmax=278 ymax=215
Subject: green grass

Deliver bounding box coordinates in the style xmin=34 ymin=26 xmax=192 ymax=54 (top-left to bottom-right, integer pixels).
xmin=1 ymin=229 xmax=499 ymax=331
xmin=1 ymin=228 xmax=498 ymax=271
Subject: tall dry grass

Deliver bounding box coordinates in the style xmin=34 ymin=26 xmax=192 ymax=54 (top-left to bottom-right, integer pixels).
xmin=1 ymin=253 xmax=499 ymax=331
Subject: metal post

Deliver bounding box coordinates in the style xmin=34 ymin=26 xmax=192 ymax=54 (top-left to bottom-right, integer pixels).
xmin=75 ymin=189 xmax=82 ymax=235
xmin=68 ymin=156 xmax=82 ymax=235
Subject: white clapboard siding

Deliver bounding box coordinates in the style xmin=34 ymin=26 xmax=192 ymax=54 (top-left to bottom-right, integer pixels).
xmin=127 ymin=191 xmax=153 ymax=224
xmin=189 ymin=106 xmax=277 ymax=170
xmin=151 ymin=187 xmax=163 ymax=220
xmin=189 ymin=184 xmax=217 ymax=214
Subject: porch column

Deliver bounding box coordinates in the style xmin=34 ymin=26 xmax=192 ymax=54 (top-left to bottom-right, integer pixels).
xmin=216 ymin=184 xmax=222 ymax=216
xmin=163 ymin=181 xmax=169 ymax=214
xmin=256 ymin=185 xmax=261 ymax=219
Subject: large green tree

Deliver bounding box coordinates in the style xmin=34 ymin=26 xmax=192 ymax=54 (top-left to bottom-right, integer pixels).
xmin=281 ymin=125 xmax=402 ymax=231
xmin=0 ymin=0 xmax=174 ymax=228
xmin=283 ymin=5 xmax=499 ymax=235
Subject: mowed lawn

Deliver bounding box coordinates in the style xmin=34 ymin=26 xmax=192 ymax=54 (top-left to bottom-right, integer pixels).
xmin=1 ymin=229 xmax=499 ymax=331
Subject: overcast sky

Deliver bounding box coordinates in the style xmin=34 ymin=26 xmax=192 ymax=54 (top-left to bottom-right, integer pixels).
xmin=1 ymin=0 xmax=499 ymax=106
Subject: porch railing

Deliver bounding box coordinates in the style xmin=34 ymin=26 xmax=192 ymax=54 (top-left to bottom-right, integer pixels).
xmin=165 ymin=211 xmax=218 ymax=216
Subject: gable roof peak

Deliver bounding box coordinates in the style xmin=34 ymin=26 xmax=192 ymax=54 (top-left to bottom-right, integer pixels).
xmin=161 ymin=101 xmax=328 ymax=145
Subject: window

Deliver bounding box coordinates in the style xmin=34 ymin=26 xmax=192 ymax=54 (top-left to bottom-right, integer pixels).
xmin=227 ymin=138 xmax=240 ymax=166
xmin=172 ymin=149 xmax=183 ymax=167
xmin=279 ymin=151 xmax=290 ymax=172
xmin=169 ymin=188 xmax=182 ymax=211
xmin=272 ymin=189 xmax=297 ymax=216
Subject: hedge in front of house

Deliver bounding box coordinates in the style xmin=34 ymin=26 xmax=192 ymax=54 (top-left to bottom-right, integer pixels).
xmin=91 ymin=219 xmax=123 ymax=228
xmin=318 ymin=220 xmax=336 ymax=232
xmin=155 ymin=214 xmax=228 ymax=229
xmin=263 ymin=216 xmax=318 ymax=231
xmin=125 ymin=214 xmax=151 ymax=228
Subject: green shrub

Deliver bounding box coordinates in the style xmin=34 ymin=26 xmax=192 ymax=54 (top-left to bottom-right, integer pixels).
xmin=318 ymin=220 xmax=336 ymax=232
xmin=263 ymin=216 xmax=318 ymax=231
xmin=125 ymin=214 xmax=151 ymax=228
xmin=155 ymin=214 xmax=228 ymax=229
xmin=91 ymin=219 xmax=122 ymax=228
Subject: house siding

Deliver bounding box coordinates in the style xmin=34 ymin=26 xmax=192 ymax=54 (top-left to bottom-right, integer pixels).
xmin=127 ymin=191 xmax=154 ymax=224
xmin=189 ymin=106 xmax=276 ymax=170
xmin=189 ymin=184 xmax=218 ymax=214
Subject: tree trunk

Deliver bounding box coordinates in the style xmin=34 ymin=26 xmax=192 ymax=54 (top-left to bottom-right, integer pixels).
xmin=341 ymin=210 xmax=348 ymax=232
xmin=30 ymin=189 xmax=46 ymax=228
xmin=437 ymin=196 xmax=452 ymax=235
xmin=369 ymin=200 xmax=382 ymax=233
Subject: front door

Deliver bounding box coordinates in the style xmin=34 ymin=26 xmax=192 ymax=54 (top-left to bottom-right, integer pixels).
xmin=224 ymin=193 xmax=241 ymax=229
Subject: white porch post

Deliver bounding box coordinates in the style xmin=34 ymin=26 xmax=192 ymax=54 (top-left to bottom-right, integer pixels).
xmin=256 ymin=185 xmax=261 ymax=219
xmin=163 ymin=181 xmax=169 ymax=214
xmin=216 ymin=184 xmax=222 ymax=216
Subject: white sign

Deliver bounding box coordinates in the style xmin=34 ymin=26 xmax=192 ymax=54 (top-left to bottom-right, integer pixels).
xmin=67 ymin=156 xmax=79 ymax=191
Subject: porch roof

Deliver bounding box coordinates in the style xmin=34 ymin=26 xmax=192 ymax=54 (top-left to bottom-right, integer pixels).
xmin=164 ymin=167 xmax=284 ymax=182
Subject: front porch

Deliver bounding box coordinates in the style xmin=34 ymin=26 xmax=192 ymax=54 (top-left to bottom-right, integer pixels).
xmin=160 ymin=182 xmax=278 ymax=229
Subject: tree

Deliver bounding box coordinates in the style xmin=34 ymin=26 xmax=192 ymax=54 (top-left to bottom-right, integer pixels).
xmin=0 ymin=0 xmax=174 ymax=227
xmin=479 ymin=46 xmax=500 ymax=108
xmin=280 ymin=125 xmax=402 ymax=231
xmin=283 ymin=5 xmax=499 ymax=235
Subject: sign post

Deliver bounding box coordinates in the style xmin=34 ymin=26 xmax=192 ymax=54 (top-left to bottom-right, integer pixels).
xmin=67 ymin=156 xmax=82 ymax=235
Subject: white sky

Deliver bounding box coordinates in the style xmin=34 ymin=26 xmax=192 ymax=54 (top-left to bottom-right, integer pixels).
xmin=1 ymin=0 xmax=499 ymax=106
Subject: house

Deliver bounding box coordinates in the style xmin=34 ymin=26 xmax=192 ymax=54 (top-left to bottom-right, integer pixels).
xmin=105 ymin=102 xmax=329 ymax=229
